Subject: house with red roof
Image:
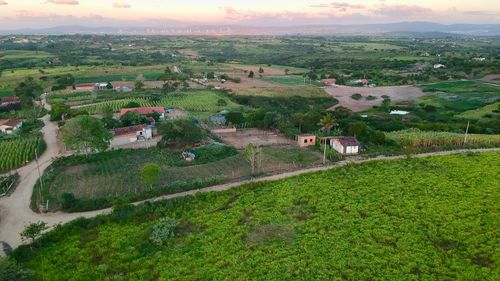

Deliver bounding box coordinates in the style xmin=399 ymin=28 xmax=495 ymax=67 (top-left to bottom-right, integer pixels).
xmin=0 ymin=119 xmax=23 ymax=134
xmin=110 ymin=124 xmax=153 ymax=148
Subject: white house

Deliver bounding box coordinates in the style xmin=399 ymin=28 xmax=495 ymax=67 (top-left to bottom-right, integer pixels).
xmin=110 ymin=125 xmax=153 ymax=148
xmin=433 ymin=64 xmax=446 ymax=69
xmin=0 ymin=119 xmax=22 ymax=134
xmin=330 ymin=136 xmax=360 ymax=155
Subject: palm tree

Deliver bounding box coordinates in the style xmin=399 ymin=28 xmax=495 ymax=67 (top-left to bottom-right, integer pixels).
xmin=318 ymin=112 xmax=337 ymax=132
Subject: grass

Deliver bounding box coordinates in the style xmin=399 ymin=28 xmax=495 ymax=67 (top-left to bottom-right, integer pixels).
xmin=12 ymin=152 xmax=500 ymax=280
xmin=33 ymin=145 xmax=322 ymax=212
xmin=457 ymin=102 xmax=500 ymax=120
xmin=386 ymin=129 xmax=500 ymax=147
xmin=234 ymin=87 xmax=329 ymax=98
xmin=261 ymin=75 xmax=308 ymax=86
xmin=0 ymin=50 xmax=54 ymax=60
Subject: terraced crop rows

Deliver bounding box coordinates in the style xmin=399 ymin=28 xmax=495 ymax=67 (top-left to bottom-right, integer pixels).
xmin=0 ymin=136 xmax=45 ymax=172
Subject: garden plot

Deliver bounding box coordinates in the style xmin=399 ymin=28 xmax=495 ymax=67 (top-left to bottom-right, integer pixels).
xmin=324 ymin=85 xmax=424 ymax=112
xmin=213 ymin=128 xmax=293 ymax=149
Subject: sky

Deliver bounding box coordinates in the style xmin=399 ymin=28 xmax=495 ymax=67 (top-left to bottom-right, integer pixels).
xmin=0 ymin=0 xmax=499 ymax=30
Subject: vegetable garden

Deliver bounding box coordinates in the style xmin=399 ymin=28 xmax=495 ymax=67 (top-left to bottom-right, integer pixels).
xmin=12 ymin=152 xmax=500 ymax=280
xmin=386 ymin=129 xmax=500 ymax=147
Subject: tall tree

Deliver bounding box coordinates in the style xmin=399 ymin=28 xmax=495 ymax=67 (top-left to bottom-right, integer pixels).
xmin=248 ymin=70 xmax=255 ymax=78
xmin=61 ymin=115 xmax=112 ymax=155
xmin=258 ymin=67 xmax=264 ymax=74
xmin=14 ymin=77 xmax=43 ymax=109
xmin=244 ymin=143 xmax=263 ymax=174
xmin=140 ymin=163 xmax=161 ymax=190
xmin=158 ymin=119 xmax=204 ymax=147
xmin=318 ymin=112 xmax=337 ymax=132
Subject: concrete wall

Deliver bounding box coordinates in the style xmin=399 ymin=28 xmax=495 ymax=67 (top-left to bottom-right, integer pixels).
xmin=210 ymin=127 xmax=237 ymax=134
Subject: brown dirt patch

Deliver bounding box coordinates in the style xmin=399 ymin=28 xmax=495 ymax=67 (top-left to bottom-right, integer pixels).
xmin=480 ymin=74 xmax=500 ymax=85
xmin=324 ymin=85 xmax=425 ymax=112
xmin=213 ymin=128 xmax=293 ymax=149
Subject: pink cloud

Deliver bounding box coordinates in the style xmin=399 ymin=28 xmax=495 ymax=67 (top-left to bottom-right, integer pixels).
xmin=0 ymin=0 xmax=7 ymax=5
xmin=47 ymin=0 xmax=79 ymax=5
xmin=113 ymin=2 xmax=131 ymax=9
xmin=374 ymin=4 xmax=433 ymax=18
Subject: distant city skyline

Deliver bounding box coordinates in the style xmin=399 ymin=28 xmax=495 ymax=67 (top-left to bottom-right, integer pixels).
xmin=0 ymin=0 xmax=499 ymax=30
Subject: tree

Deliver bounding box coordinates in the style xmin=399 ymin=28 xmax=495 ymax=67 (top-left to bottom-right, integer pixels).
xmin=14 ymin=77 xmax=43 ymax=109
xmin=244 ymin=143 xmax=262 ymax=174
xmin=161 ymin=81 xmax=179 ymax=94
xmin=217 ymin=99 xmax=227 ymax=106
xmin=124 ymin=101 xmax=141 ymax=108
xmin=134 ymin=80 xmax=144 ymax=90
xmin=318 ymin=112 xmax=337 ymax=132
xmin=149 ymin=217 xmax=177 ymax=246
xmin=284 ymin=68 xmax=290 ymax=75
xmin=140 ymin=163 xmax=161 ymax=190
xmin=226 ymin=111 xmax=245 ymax=125
xmin=106 ymin=82 xmax=113 ymax=90
xmin=49 ymin=102 xmax=70 ymax=121
xmin=61 ymin=115 xmax=112 ymax=155
xmin=120 ymin=111 xmax=147 ymax=127
xmin=20 ymin=221 xmax=47 ymax=245
xmin=248 ymin=70 xmax=255 ymax=78
xmin=346 ymin=121 xmax=368 ymax=137
xmin=258 ymin=67 xmax=264 ymax=74
xmin=158 ymin=119 xmax=204 ymax=147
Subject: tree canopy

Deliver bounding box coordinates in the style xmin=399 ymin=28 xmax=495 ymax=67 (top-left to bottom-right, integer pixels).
xmin=158 ymin=119 xmax=204 ymax=147
xmin=61 ymin=115 xmax=112 ymax=155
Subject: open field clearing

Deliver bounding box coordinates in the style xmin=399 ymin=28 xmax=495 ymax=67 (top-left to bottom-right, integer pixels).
xmin=481 ymin=74 xmax=500 ymax=85
xmin=33 ymin=145 xmax=322 ymax=212
xmin=233 ymin=86 xmax=328 ymax=97
xmin=0 ymin=50 xmax=54 ymax=60
xmin=325 ymin=85 xmax=425 ymax=112
xmin=213 ymin=128 xmax=294 ymax=149
xmin=386 ymin=129 xmax=500 ymax=147
xmin=261 ymin=75 xmax=310 ymax=86
xmin=0 ymin=136 xmax=45 ymax=173
xmin=13 ymin=152 xmax=500 ymax=280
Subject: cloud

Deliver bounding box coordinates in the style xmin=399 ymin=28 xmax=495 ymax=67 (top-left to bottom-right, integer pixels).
xmin=311 ymin=2 xmax=366 ymax=10
xmin=46 ymin=0 xmax=79 ymax=5
xmin=462 ymin=10 xmax=500 ymax=16
xmin=113 ymin=2 xmax=131 ymax=8
xmin=374 ymin=4 xmax=432 ymax=18
xmin=0 ymin=0 xmax=7 ymax=5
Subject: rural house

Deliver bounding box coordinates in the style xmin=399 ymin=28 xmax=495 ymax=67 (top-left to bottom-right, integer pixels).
xmin=296 ymin=134 xmax=316 ymax=147
xmin=110 ymin=124 xmax=153 ymax=147
xmin=329 ymin=136 xmax=360 ymax=155
xmin=74 ymin=83 xmax=95 ymax=91
xmin=119 ymin=107 xmax=166 ymax=119
xmin=0 ymin=119 xmax=23 ymax=134
xmin=321 ymin=78 xmax=337 ymax=86
xmin=95 ymin=83 xmax=110 ymax=90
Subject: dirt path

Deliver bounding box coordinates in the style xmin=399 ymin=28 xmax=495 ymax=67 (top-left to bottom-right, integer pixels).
xmin=1 ymin=135 xmax=498 ymax=254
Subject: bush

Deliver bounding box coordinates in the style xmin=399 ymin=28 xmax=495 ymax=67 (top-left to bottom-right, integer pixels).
xmin=351 ymin=93 xmax=363 ymax=100
xmin=149 ymin=217 xmax=177 ymax=246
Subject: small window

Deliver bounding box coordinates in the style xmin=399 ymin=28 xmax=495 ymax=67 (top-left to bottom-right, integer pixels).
xmin=304 ymin=139 xmax=308 ymax=143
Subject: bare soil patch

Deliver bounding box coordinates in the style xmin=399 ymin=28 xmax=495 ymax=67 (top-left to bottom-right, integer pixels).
xmin=480 ymin=74 xmax=500 ymax=85
xmin=212 ymin=128 xmax=293 ymax=149
xmin=324 ymin=85 xmax=425 ymax=112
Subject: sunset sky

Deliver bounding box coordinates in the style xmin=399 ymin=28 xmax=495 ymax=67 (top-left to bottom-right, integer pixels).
xmin=0 ymin=0 xmax=499 ymax=30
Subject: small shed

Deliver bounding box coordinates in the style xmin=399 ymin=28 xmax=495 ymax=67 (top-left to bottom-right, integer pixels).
xmin=329 ymin=136 xmax=360 ymax=155
xmin=296 ymin=134 xmax=316 ymax=148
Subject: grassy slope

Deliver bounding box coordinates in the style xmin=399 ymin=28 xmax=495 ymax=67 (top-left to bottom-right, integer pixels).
xmin=457 ymin=102 xmax=500 ymax=120
xmin=14 ymin=152 xmax=500 ymax=280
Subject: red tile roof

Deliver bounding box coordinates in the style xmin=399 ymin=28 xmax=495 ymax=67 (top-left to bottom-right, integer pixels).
xmin=120 ymin=107 xmax=165 ymax=116
xmin=0 ymin=96 xmax=20 ymax=103
xmin=0 ymin=119 xmax=22 ymax=127
xmin=332 ymin=136 xmax=360 ymax=147
xmin=111 ymin=124 xmax=146 ymax=137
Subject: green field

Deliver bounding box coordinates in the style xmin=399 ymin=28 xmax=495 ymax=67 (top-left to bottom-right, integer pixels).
xmin=386 ymin=129 xmax=500 ymax=147
xmin=0 ymin=50 xmax=54 ymax=60
xmin=75 ymin=90 xmax=241 ymax=114
xmin=261 ymin=75 xmax=309 ymax=86
xmin=33 ymin=145 xmax=322 ymax=212
xmin=457 ymin=102 xmax=500 ymax=120
xmin=235 ymin=87 xmax=328 ymax=98
xmin=12 ymin=152 xmax=500 ymax=280
xmin=0 ymin=136 xmax=45 ymax=173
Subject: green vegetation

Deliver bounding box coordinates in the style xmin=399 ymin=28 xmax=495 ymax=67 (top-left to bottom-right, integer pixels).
xmin=0 ymin=136 xmax=45 ymax=173
xmin=457 ymin=102 xmax=500 ymax=120
xmin=11 ymin=152 xmax=500 ymax=280
xmin=386 ymin=129 xmax=500 ymax=147
xmin=261 ymin=75 xmax=307 ymax=86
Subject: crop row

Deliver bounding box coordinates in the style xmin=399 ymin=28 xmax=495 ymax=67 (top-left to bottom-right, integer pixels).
xmin=386 ymin=129 xmax=500 ymax=147
xmin=0 ymin=136 xmax=45 ymax=172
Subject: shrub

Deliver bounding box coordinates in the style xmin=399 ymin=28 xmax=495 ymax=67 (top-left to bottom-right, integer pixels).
xmin=149 ymin=217 xmax=177 ymax=246
xmin=351 ymin=93 xmax=363 ymax=100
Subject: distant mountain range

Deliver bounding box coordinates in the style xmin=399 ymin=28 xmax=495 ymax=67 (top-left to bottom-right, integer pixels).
xmin=1 ymin=22 xmax=500 ymax=36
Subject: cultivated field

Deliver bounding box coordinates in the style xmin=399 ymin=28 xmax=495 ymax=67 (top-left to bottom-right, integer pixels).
xmin=15 ymin=152 xmax=500 ymax=280
xmin=324 ymin=85 xmax=425 ymax=111
xmin=386 ymin=129 xmax=500 ymax=147
xmin=0 ymin=136 xmax=45 ymax=173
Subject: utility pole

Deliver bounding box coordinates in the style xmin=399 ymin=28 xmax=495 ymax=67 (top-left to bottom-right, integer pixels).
xmin=463 ymin=121 xmax=470 ymax=145
xmin=35 ymin=150 xmax=44 ymax=208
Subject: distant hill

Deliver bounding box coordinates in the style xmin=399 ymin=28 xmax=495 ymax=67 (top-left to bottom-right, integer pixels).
xmin=1 ymin=22 xmax=500 ymax=36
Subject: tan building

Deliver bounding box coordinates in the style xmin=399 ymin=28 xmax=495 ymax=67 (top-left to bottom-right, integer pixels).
xmin=296 ymin=134 xmax=316 ymax=147
xmin=329 ymin=136 xmax=360 ymax=155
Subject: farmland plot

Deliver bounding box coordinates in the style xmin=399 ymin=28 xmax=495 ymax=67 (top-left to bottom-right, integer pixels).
xmin=0 ymin=136 xmax=45 ymax=172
